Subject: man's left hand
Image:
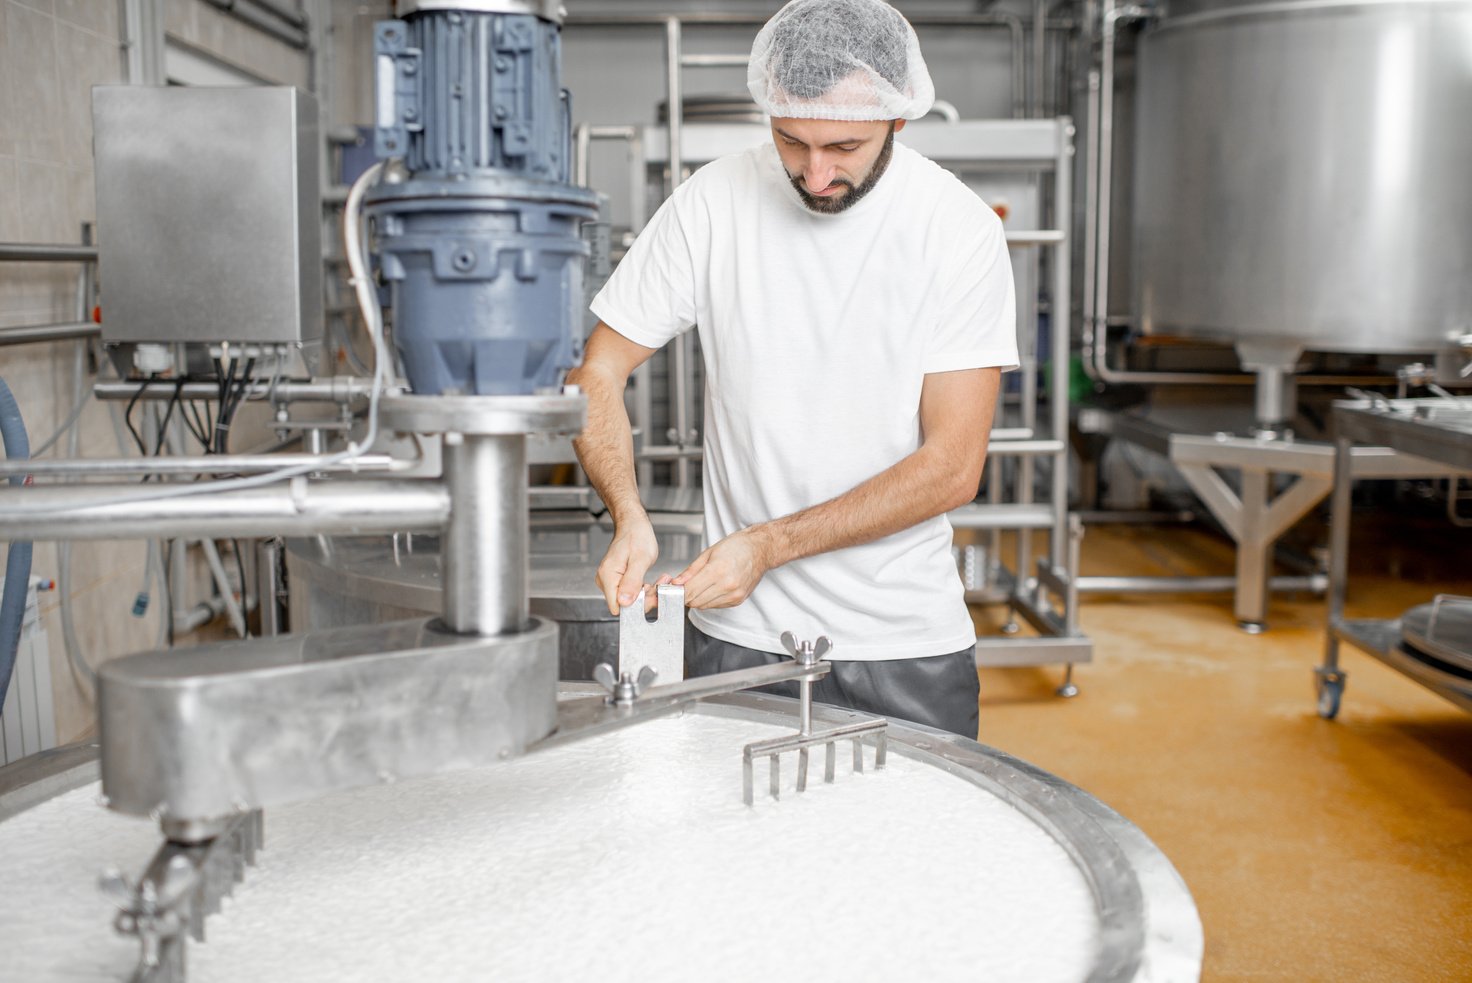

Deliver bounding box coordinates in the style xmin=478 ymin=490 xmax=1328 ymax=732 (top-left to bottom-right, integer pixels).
xmin=674 ymin=528 xmax=777 ymax=609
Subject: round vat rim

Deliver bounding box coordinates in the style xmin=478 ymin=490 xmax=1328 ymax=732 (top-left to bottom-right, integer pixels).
xmin=0 ymin=691 xmax=1203 ymax=983
xmin=562 ymin=684 xmax=1205 ymax=983
xmin=1152 ymin=0 xmax=1472 ymax=35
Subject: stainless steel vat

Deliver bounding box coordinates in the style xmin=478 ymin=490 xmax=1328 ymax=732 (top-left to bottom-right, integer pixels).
xmin=0 ymin=695 xmax=1204 ymax=981
xmin=1132 ymin=0 xmax=1472 ymax=354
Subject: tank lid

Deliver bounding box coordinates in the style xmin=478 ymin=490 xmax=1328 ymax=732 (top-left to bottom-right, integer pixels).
xmin=395 ymin=0 xmax=564 ymax=24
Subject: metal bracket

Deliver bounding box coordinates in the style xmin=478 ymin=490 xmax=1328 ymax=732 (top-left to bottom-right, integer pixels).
xmin=618 ymin=583 xmax=685 ymax=683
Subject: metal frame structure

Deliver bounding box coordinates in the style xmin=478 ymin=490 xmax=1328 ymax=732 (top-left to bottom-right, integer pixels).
xmin=1084 ymin=410 xmax=1460 ymax=631
xmin=1317 ymin=399 xmax=1472 ymax=718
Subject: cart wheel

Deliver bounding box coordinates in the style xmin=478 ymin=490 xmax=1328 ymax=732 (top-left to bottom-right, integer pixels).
xmin=1314 ymin=669 xmax=1345 ymax=720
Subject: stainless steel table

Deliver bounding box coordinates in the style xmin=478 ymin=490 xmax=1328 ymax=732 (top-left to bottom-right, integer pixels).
xmin=1317 ymin=399 xmax=1472 ymax=718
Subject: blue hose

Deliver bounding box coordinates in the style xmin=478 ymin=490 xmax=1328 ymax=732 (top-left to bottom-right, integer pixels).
xmin=0 ymin=376 xmax=33 ymax=711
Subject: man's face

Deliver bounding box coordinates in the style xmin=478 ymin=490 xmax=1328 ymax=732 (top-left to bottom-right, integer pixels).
xmin=771 ymin=117 xmax=905 ymax=214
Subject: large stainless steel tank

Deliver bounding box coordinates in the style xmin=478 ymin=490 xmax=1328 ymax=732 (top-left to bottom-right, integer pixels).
xmin=1132 ymin=0 xmax=1472 ymax=354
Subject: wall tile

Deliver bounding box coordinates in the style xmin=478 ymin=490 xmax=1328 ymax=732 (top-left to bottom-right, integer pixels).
xmin=65 ymin=163 xmax=96 ymax=237
xmin=0 ymin=156 xmax=20 ymax=240
xmin=10 ymin=0 xmax=54 ymax=14
xmin=57 ymin=22 xmax=124 ymax=166
xmin=7 ymin=1 xmax=64 ymax=163
xmin=55 ymin=0 xmax=119 ymax=39
xmin=15 ymin=158 xmax=71 ymax=242
xmin=0 ymin=4 xmax=15 ymax=157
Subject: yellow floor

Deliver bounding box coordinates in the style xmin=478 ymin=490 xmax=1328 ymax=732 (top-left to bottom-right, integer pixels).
xmin=972 ymin=523 xmax=1472 ymax=983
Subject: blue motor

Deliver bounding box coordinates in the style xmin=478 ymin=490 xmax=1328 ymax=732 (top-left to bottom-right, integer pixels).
xmin=368 ymin=1 xmax=598 ymax=397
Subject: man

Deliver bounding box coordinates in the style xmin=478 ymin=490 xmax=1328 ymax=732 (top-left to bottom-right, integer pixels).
xmin=566 ymin=0 xmax=1017 ymax=738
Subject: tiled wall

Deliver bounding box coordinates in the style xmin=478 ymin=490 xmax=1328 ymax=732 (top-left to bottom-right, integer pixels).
xmin=0 ymin=0 xmax=312 ymax=744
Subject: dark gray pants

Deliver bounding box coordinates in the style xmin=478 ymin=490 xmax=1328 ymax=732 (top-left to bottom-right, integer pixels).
xmin=686 ymin=624 xmax=980 ymax=738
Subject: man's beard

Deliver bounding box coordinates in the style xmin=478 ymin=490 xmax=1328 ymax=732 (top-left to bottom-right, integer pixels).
xmin=788 ymin=125 xmax=896 ymax=215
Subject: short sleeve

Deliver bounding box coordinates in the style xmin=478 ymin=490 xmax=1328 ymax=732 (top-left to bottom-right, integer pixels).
xmin=589 ymin=188 xmax=699 ymax=350
xmin=923 ymin=215 xmax=1019 ymax=375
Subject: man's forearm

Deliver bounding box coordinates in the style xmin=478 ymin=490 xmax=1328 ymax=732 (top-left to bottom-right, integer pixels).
xmin=750 ymin=441 xmax=982 ymax=569
xmin=566 ymin=364 xmax=645 ymax=525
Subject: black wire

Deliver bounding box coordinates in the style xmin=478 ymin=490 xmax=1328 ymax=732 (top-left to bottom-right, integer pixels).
xmin=161 ymin=539 xmax=175 ymax=647
xmin=216 ymin=357 xmax=256 ymax=456
xmin=212 ymin=358 xmax=234 ymax=454
xmin=123 ymin=374 xmax=155 ymax=457
xmin=153 ymin=378 xmax=184 ymax=456
xmin=183 ymin=399 xmax=210 ymax=449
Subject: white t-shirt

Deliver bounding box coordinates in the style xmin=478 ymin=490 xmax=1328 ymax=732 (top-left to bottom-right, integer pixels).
xmin=591 ymin=140 xmax=1018 ymax=661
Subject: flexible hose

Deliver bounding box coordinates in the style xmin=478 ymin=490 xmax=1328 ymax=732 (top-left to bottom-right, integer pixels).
xmin=0 ymin=375 xmax=34 ymax=710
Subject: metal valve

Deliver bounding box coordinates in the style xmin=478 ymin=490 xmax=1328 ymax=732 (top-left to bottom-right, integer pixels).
xmin=594 ymin=662 xmax=657 ymax=706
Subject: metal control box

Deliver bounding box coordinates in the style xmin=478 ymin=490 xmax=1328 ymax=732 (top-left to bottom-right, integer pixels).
xmin=92 ymin=86 xmax=323 ymax=350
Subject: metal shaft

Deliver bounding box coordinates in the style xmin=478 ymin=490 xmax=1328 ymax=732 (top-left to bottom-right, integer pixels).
xmin=0 ymin=480 xmax=449 ymax=541
xmin=442 ymin=434 xmax=528 ymax=635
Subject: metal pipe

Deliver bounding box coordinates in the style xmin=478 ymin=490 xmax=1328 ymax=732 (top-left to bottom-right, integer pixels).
xmin=574 ymin=124 xmax=639 ymax=188
xmin=1033 ymin=0 xmax=1048 ymax=117
xmin=199 ymin=0 xmax=310 ymax=49
xmin=1006 ymin=231 xmax=1066 ymax=245
xmin=200 ymin=538 xmax=247 ymax=638
xmin=0 ymin=453 xmax=405 ymax=478
xmin=1077 ymin=574 xmax=1327 ymax=595
xmin=1080 ymin=3 xmax=1259 ymax=387
xmin=987 ymin=439 xmax=1067 ymax=456
xmin=255 ymin=539 xmax=283 ymax=636
xmin=637 ymin=444 xmax=703 ymax=461
xmin=0 ymin=480 xmax=449 ymax=541
xmin=442 ymin=435 xmax=527 ymax=635
xmin=0 ymin=243 xmax=98 ymax=262
xmin=680 ymin=53 xmax=749 ymax=67
xmin=1323 ymin=432 xmax=1354 ymax=664
xmin=0 ymin=322 xmax=101 ymax=346
xmin=665 ymin=17 xmax=694 ymax=488
xmin=1050 ymin=121 xmax=1073 ymax=572
xmin=94 ymin=377 xmax=375 ymax=403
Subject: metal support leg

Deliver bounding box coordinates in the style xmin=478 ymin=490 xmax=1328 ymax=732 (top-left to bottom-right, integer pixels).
xmin=1234 ymin=468 xmax=1271 ymax=632
xmin=1176 ymin=458 xmax=1333 ymax=633
xmin=1316 ymin=433 xmax=1354 ymax=718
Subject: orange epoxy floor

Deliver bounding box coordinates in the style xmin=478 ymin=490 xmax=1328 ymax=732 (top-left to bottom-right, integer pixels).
xmin=971 ymin=523 xmax=1472 ymax=982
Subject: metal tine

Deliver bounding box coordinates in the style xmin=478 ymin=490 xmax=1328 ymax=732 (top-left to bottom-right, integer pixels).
xmin=824 ymin=741 xmax=836 ymax=783
xmin=853 ymin=737 xmax=863 ymax=774
xmin=189 ymin=884 xmax=206 ymax=943
xmin=876 ymin=732 xmax=887 ymax=768
xmin=770 ymin=755 xmax=780 ymax=800
xmin=743 ymin=755 xmax=754 ymax=806
xmin=797 ymin=747 xmax=809 ymax=792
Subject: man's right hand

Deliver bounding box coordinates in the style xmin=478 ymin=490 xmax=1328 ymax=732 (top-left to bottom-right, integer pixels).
xmin=597 ymin=516 xmax=660 ymax=616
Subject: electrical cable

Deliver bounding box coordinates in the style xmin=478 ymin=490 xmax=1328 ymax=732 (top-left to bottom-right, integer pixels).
xmin=0 ymin=161 xmax=392 ymax=516
xmin=123 ymin=374 xmax=155 ymax=457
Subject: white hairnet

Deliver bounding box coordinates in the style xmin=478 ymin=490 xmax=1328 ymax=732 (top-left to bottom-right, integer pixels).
xmin=747 ymin=0 xmax=935 ymax=121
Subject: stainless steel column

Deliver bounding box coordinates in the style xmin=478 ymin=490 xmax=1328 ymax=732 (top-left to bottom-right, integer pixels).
xmin=442 ymin=434 xmax=529 ymax=635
